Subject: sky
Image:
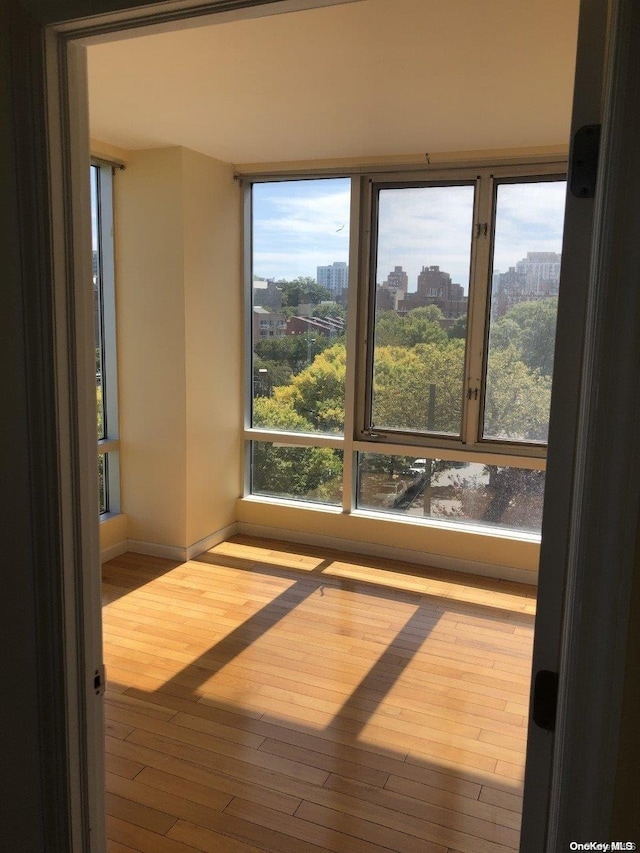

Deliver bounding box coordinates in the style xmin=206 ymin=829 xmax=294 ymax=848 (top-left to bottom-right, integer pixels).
xmin=253 ymin=178 xmax=351 ymax=282
xmin=252 ymin=177 xmax=567 ymax=292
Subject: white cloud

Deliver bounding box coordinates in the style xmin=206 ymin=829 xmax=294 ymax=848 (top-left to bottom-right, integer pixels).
xmin=376 ymin=185 xmax=476 ymax=290
xmin=253 ymin=180 xmax=350 ymax=279
xmin=251 ymin=178 xmax=567 ymax=290
xmin=492 ymin=181 xmax=566 ymax=273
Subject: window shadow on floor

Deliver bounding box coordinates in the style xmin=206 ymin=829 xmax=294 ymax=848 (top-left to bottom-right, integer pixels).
xmin=102 ymin=540 xmax=532 ymax=851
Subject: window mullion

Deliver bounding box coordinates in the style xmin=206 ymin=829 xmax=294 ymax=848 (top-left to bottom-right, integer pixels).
xmin=342 ymin=176 xmax=363 ymax=512
xmin=462 ymin=172 xmax=494 ymax=446
xmin=356 ymin=177 xmax=377 ymax=439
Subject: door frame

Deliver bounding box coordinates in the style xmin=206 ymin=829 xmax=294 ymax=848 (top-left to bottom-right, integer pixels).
xmin=9 ymin=0 xmax=638 ymax=847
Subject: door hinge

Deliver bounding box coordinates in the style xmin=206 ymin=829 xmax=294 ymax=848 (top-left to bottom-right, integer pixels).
xmin=532 ymin=669 xmax=559 ymax=731
xmin=570 ymin=124 xmax=601 ymax=198
xmin=93 ymin=664 xmax=106 ymax=696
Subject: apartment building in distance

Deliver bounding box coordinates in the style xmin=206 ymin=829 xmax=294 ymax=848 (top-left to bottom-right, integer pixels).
xmin=317 ymin=261 xmax=349 ymax=296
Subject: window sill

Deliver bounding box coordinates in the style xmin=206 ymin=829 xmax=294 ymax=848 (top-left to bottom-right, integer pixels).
xmin=236 ymin=495 xmax=541 ymax=581
xmin=99 ymin=511 xmax=123 ymax=523
xmin=349 ymin=506 xmax=541 ymax=544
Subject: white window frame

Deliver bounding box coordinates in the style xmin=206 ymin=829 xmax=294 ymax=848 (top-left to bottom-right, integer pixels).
xmin=243 ymin=160 xmax=565 ymax=527
xmin=357 ymin=163 xmax=566 ymax=459
xmin=92 ymin=160 xmax=121 ymax=516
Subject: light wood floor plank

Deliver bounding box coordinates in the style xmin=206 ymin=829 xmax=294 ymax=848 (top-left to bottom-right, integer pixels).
xmin=102 ymin=538 xmax=534 ymax=853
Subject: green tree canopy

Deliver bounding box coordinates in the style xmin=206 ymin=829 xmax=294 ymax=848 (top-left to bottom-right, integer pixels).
xmin=253 ymin=357 xmax=292 ymax=391
xmin=274 ymin=344 xmax=346 ymax=434
xmin=490 ymin=297 xmax=558 ymax=376
xmin=371 ymin=340 xmax=465 ymax=433
xmin=375 ymin=306 xmax=448 ymax=348
xmin=252 ymin=396 xmax=342 ymax=502
xmin=483 ymin=346 xmax=552 ymax=441
xmin=254 ymin=334 xmax=335 ymax=376
xmin=277 ymin=277 xmax=331 ymax=308
xmin=447 ymin=314 xmax=467 ymax=340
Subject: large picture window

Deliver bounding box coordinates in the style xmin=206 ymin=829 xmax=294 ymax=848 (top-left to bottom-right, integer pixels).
xmin=244 ymin=164 xmax=565 ymax=535
xmin=91 ymin=162 xmax=120 ymax=516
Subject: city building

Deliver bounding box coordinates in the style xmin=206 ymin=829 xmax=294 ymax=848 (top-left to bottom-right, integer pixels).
xmin=252 ymin=305 xmax=287 ymax=339
xmin=398 ymin=265 xmax=468 ymax=317
xmin=317 ymin=261 xmax=349 ymax=296
xmin=376 ymin=264 xmax=408 ymax=309
xmin=286 ymin=314 xmax=345 ymax=337
xmin=252 ymin=277 xmax=283 ymax=310
xmin=492 ymin=251 xmax=562 ymax=317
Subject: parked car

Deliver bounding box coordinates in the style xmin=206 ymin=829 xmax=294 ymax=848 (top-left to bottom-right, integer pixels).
xmin=374 ymin=481 xmax=407 ymax=507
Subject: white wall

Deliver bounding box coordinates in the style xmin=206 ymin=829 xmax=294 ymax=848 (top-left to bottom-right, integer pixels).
xmin=182 ymin=147 xmax=242 ymax=546
xmin=116 ymin=146 xmax=188 ymax=547
xmin=108 ymin=144 xmax=242 ymax=555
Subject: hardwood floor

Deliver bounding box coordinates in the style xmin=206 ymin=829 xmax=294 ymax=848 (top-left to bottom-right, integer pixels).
xmin=102 ymin=535 xmax=536 ymax=853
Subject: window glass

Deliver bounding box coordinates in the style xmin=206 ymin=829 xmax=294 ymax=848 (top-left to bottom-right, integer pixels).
xmin=91 ymin=162 xmax=119 ymax=516
xmin=251 ymin=178 xmax=351 ymax=435
xmin=357 ymin=452 xmax=544 ymax=533
xmin=91 ymin=165 xmax=106 ymax=442
xmin=98 ymin=453 xmax=108 ymax=515
xmin=369 ymin=184 xmax=475 ymax=437
xmin=251 ymin=442 xmax=343 ymax=505
xmin=483 ymin=180 xmax=566 ymax=443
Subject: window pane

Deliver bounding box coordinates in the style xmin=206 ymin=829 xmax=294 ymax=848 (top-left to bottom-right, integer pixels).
xmin=251 ymin=442 xmax=343 ymax=505
xmin=98 ymin=453 xmax=108 ymax=515
xmin=91 ymin=165 xmax=106 ymax=441
xmin=483 ymin=179 xmax=566 ymax=443
xmin=369 ymin=184 xmax=474 ymax=437
xmin=251 ymin=178 xmax=350 ymax=435
xmin=357 ymin=452 xmax=544 ymax=534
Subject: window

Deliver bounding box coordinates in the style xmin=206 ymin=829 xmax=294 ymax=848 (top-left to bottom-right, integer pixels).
xmin=365 ymin=182 xmax=475 ymax=439
xmin=91 ymin=162 xmax=120 ymax=516
xmin=244 ymin=165 xmax=565 ymax=535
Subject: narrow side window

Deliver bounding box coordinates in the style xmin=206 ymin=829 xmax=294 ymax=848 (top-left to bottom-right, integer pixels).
xmin=91 ymin=162 xmax=120 ymax=515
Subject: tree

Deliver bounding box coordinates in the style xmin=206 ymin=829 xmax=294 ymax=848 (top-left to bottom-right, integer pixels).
xmin=273 ymin=344 xmax=346 ymax=433
xmin=480 ymin=466 xmax=545 ymax=524
xmin=278 ymin=277 xmax=331 ymax=308
xmin=374 ymin=306 xmax=448 ymax=348
xmin=252 ymin=396 xmax=342 ymax=501
xmin=254 ymin=334 xmax=334 ymax=376
xmin=253 ymin=357 xmax=292 ymax=393
xmin=251 ymin=311 xmax=553 ymax=501
xmin=483 ymin=346 xmax=552 ymax=441
xmin=490 ymin=297 xmax=558 ymax=376
xmin=313 ymin=301 xmax=346 ymax=320
xmin=371 ymin=340 xmax=466 ymax=433
xmin=448 ymin=314 xmax=467 ymax=340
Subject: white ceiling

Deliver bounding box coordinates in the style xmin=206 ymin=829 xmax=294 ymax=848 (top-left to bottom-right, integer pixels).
xmin=87 ymin=0 xmax=580 ymax=165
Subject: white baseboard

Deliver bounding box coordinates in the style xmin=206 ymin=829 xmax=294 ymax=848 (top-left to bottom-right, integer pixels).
xmin=101 ymin=520 xmax=536 ymax=584
xmin=236 ymin=521 xmax=538 ymax=586
xmin=101 ymin=522 xmax=241 ymax=565
xmin=100 ymin=540 xmax=129 ymax=564
xmin=186 ymin=522 xmax=239 ymax=560
xmin=124 ymin=539 xmax=187 ymax=562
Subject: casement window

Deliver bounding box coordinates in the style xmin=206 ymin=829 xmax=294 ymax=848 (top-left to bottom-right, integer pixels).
xmin=244 ymin=164 xmax=565 ymax=535
xmin=91 ymin=162 xmax=120 ymax=516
